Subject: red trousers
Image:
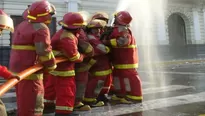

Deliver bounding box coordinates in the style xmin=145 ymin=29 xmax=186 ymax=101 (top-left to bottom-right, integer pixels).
xmin=16 ymin=80 xmax=44 ymax=116
xmin=99 ymin=74 xmax=112 ymax=95
xmin=113 ymin=69 xmax=142 ymax=97
xmin=44 ymin=74 xmax=56 ymax=105
xmin=45 ymin=74 xmax=76 ymax=114
xmin=75 ymin=71 xmax=88 ymax=103
xmin=85 ymin=74 xmax=111 ymax=98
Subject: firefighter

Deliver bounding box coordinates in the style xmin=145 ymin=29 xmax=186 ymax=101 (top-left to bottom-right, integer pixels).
xmin=90 ymin=12 xmax=114 ymax=102
xmin=102 ymin=11 xmax=143 ymax=104
xmin=46 ymin=12 xmax=86 ymax=116
xmin=0 ymin=9 xmax=16 ymax=116
xmin=9 ymin=1 xmax=57 ymax=116
xmin=83 ymin=19 xmax=112 ymax=107
xmin=74 ymin=28 xmax=94 ymax=111
xmin=0 ymin=66 xmax=20 ymax=116
xmin=91 ymin=12 xmax=109 ymax=23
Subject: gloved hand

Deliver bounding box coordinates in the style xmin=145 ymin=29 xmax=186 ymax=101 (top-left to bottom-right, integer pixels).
xmin=12 ymin=75 xmax=21 ymax=80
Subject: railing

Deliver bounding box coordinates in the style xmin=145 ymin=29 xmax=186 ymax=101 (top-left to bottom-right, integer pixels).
xmin=0 ymin=57 xmax=68 ymax=97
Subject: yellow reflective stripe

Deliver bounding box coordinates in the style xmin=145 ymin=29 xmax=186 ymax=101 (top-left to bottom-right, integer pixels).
xmin=49 ymin=70 xmax=75 ymax=77
xmin=105 ymin=46 xmax=110 ymax=53
xmin=56 ymin=106 xmax=73 ymax=111
xmin=85 ymin=45 xmax=93 ymax=53
xmin=25 ymin=73 xmax=43 ymax=80
xmin=110 ymin=38 xmax=117 ymax=47
xmin=44 ymin=99 xmax=55 ymax=103
xmin=39 ymin=52 xmax=55 ymax=62
xmin=73 ymin=22 xmax=87 ymax=26
xmin=89 ymin=58 xmax=96 ymax=65
xmin=59 ymin=22 xmax=87 ymax=27
xmin=13 ymin=72 xmax=43 ymax=80
xmin=52 ymin=50 xmax=63 ymax=56
xmin=92 ymin=69 xmax=112 ymax=76
xmin=83 ymin=97 xmax=97 ymax=102
xmin=27 ymin=15 xmax=37 ymax=20
xmin=114 ymin=64 xmax=138 ymax=69
xmin=47 ymin=65 xmax=57 ymax=70
xmin=59 ymin=22 xmax=68 ymax=27
xmin=12 ymin=45 xmax=35 ymax=50
xmin=113 ymin=45 xmax=137 ymax=48
xmin=126 ymin=95 xmax=143 ymax=100
xmin=69 ymin=53 xmax=80 ymax=61
xmin=102 ymin=86 xmax=110 ymax=89
xmin=37 ymin=12 xmax=50 ymax=17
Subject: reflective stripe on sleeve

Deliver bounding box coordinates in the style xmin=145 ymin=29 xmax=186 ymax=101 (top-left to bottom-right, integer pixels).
xmin=69 ymin=53 xmax=80 ymax=61
xmin=110 ymin=38 xmax=117 ymax=47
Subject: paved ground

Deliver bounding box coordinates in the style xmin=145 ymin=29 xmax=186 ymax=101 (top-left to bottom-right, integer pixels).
xmin=2 ymin=60 xmax=205 ymax=116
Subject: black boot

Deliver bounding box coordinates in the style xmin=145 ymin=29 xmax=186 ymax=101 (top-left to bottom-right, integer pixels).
xmin=43 ymin=103 xmax=55 ymax=114
xmin=97 ymin=94 xmax=109 ymax=104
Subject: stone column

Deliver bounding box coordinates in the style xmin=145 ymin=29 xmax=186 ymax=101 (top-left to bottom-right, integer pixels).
xmin=66 ymin=0 xmax=78 ymax=12
xmin=157 ymin=15 xmax=168 ymax=45
xmin=193 ymin=8 xmax=201 ymax=40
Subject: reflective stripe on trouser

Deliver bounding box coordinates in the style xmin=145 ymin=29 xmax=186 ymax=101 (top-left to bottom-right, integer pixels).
xmin=113 ymin=69 xmax=142 ymax=100
xmin=99 ymin=74 xmax=112 ymax=95
xmin=16 ymin=80 xmax=44 ymax=116
xmin=44 ymin=74 xmax=56 ymax=105
xmin=75 ymin=71 xmax=89 ymax=103
xmin=84 ymin=75 xmax=108 ymax=99
xmin=55 ymin=76 xmax=76 ymax=114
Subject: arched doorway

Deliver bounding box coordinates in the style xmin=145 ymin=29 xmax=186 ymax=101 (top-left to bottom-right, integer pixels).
xmin=168 ymin=13 xmax=187 ymax=59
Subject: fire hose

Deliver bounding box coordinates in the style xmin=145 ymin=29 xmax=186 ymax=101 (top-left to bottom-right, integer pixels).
xmin=0 ymin=57 xmax=68 ymax=97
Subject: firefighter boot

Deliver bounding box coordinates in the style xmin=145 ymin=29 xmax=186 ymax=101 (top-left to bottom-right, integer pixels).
xmin=83 ymin=98 xmax=104 ymax=107
xmin=110 ymin=94 xmax=132 ymax=105
xmin=74 ymin=102 xmax=91 ymax=111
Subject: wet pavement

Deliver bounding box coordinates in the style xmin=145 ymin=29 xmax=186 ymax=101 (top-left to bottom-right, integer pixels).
xmin=2 ymin=60 xmax=205 ymax=116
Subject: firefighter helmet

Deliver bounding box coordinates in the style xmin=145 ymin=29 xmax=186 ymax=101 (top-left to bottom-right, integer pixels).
xmin=92 ymin=12 xmax=109 ymax=22
xmin=0 ymin=9 xmax=14 ymax=33
xmin=22 ymin=8 xmax=28 ymax=20
xmin=87 ymin=19 xmax=106 ymax=28
xmin=114 ymin=11 xmax=132 ymax=25
xmin=27 ymin=0 xmax=56 ymax=23
xmin=59 ymin=12 xmax=86 ymax=29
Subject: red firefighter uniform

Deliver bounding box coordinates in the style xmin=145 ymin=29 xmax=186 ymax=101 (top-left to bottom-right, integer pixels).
xmin=91 ymin=12 xmax=113 ymax=99
xmin=45 ymin=12 xmax=86 ymax=115
xmin=0 ymin=9 xmax=15 ymax=116
xmin=104 ymin=11 xmax=143 ymax=104
xmin=74 ymin=29 xmax=94 ymax=111
xmin=83 ymin=19 xmax=112 ymax=107
xmin=9 ymin=1 xmax=57 ymax=116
